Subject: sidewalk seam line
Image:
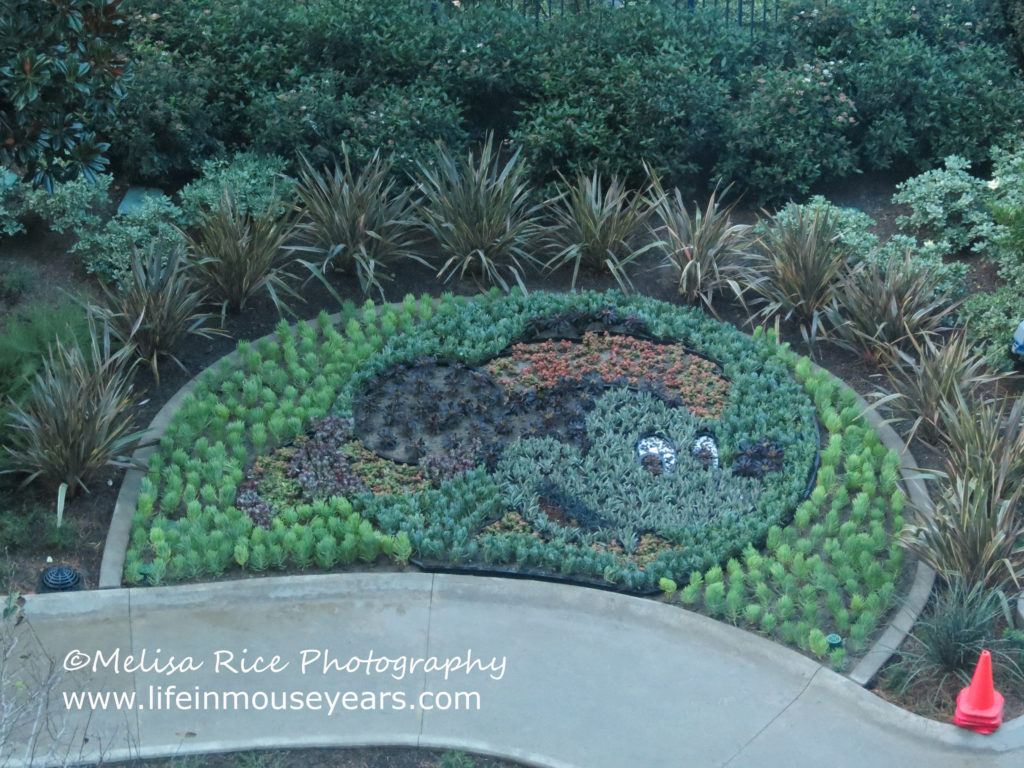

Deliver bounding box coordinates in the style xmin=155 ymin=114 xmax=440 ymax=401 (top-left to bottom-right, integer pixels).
xmin=128 ymin=587 xmax=141 ymax=754
xmin=417 ymin=573 xmax=436 ymax=747
xmin=720 ymin=665 xmax=824 ymax=768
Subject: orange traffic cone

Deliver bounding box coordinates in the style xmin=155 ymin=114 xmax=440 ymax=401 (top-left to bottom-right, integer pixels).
xmin=953 ymin=650 xmax=1004 ymax=734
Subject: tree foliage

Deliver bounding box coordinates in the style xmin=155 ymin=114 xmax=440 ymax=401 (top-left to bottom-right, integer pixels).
xmin=0 ymin=0 xmax=127 ymax=188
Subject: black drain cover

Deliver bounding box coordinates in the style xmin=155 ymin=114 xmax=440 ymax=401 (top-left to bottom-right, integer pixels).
xmin=39 ymin=565 xmax=82 ymax=592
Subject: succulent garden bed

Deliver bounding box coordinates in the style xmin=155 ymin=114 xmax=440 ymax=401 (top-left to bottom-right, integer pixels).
xmin=128 ymin=290 xmax=907 ymax=664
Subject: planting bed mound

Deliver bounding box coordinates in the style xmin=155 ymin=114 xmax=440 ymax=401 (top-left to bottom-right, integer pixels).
xmin=129 ymin=290 xmax=909 ymax=664
xmin=214 ymin=294 xmax=820 ymax=592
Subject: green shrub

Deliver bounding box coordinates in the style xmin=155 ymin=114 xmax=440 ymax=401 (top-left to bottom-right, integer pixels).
xmin=185 ymin=192 xmax=303 ymax=316
xmin=765 ymin=196 xmax=966 ymax=299
xmin=544 ymin=170 xmax=658 ymax=294
xmin=90 ymin=246 xmax=222 ymax=382
xmin=0 ymin=492 xmax=45 ymax=552
xmin=250 ymin=78 xmax=468 ymax=180
xmin=715 ymin=62 xmax=858 ymax=203
xmin=0 ymin=0 xmax=125 ymax=187
xmin=71 ymin=195 xmax=186 ymax=284
xmin=100 ymin=42 xmax=225 ymax=185
xmin=294 ymin=149 xmax=425 ymax=299
xmin=415 ymin=135 xmax=542 ymax=293
xmin=244 ymin=71 xmax=351 ymax=172
xmin=178 ymin=153 xmax=294 ymax=228
xmin=19 ymin=173 xmax=112 ymax=234
xmin=1 ymin=320 xmax=144 ymax=496
xmin=509 ymin=44 xmax=728 ymax=192
xmin=0 ymin=175 xmax=27 ymax=237
xmin=842 ymin=36 xmax=1024 ymax=172
xmin=892 ymin=155 xmax=996 ymax=254
xmin=0 ymin=263 xmax=33 ymax=302
xmin=987 ymin=142 xmax=1024 ymax=262
xmin=0 ymin=299 xmax=90 ymax=406
xmin=962 ymin=276 xmax=1024 ymax=368
xmin=332 ymin=82 xmax=468 ymax=180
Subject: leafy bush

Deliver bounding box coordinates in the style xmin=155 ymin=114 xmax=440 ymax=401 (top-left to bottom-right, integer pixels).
xmin=748 ymin=204 xmax=852 ymax=348
xmin=987 ymin=141 xmax=1024 ymax=261
xmin=71 ymin=195 xmax=186 ymax=284
xmin=962 ymin=274 xmax=1024 ymax=368
xmin=862 ymin=235 xmax=967 ymax=300
xmin=763 ymin=196 xmax=966 ymax=299
xmin=250 ymin=78 xmax=468 ymax=180
xmin=544 ymin=170 xmax=658 ymax=294
xmin=892 ymin=155 xmax=996 ymax=254
xmin=178 ymin=153 xmax=294 ymax=228
xmin=1 ymin=320 xmax=144 ymax=496
xmin=415 ymin=136 xmax=542 ymax=293
xmin=98 ymin=41 xmax=224 ymax=185
xmin=0 ymin=175 xmax=27 ymax=237
xmin=883 ymin=331 xmax=1010 ymax=444
xmin=185 ymin=192 xmax=303 ymax=316
xmin=332 ymin=82 xmax=468 ymax=180
xmin=106 ymin=0 xmax=1024 ymax=201
xmin=510 ymin=45 xmax=728 ymax=192
xmin=294 ymin=150 xmax=425 ymax=300
xmin=827 ymin=252 xmax=960 ymax=363
xmin=90 ymin=246 xmax=221 ymax=381
xmin=900 ymin=396 xmax=1024 ymax=588
xmin=842 ymin=36 xmax=1024 ymax=172
xmin=715 ymin=62 xmax=858 ymax=203
xmin=0 ymin=0 xmax=126 ymax=186
xmin=651 ymin=182 xmax=753 ymax=315
xmin=0 ymin=299 xmax=91 ymax=406
xmin=19 ymin=173 xmax=112 ymax=234
xmin=0 ymin=263 xmax=33 ymax=302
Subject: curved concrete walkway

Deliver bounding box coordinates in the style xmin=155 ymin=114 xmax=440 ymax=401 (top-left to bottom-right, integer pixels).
xmin=4 ymin=574 xmax=1022 ymax=768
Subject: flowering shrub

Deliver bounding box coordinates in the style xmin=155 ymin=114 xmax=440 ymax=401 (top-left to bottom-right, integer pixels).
xmin=715 ymin=63 xmax=858 ymax=202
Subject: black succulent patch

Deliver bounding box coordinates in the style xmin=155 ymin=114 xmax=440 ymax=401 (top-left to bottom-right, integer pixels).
xmin=354 ymin=361 xmax=507 ymax=464
xmin=520 ymin=305 xmax=652 ymax=342
xmin=732 ymin=438 xmax=785 ymax=479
